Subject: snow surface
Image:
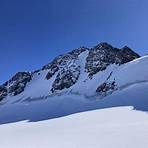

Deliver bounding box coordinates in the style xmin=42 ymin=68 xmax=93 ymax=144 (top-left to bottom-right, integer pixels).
xmin=0 ymin=106 xmax=148 ymax=148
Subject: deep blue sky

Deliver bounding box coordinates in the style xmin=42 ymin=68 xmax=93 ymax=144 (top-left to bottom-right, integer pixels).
xmin=0 ymin=0 xmax=148 ymax=84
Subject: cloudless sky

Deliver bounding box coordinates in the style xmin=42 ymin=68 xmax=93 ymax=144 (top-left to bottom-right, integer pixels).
xmin=0 ymin=0 xmax=148 ymax=83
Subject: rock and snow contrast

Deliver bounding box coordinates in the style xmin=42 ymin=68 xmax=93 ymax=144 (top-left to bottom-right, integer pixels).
xmin=0 ymin=42 xmax=140 ymax=100
xmin=0 ymin=42 xmax=148 ymax=148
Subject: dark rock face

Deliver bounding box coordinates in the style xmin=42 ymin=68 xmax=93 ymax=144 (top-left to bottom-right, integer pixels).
xmin=3 ymin=72 xmax=32 ymax=96
xmin=85 ymin=42 xmax=140 ymax=77
xmin=86 ymin=43 xmax=121 ymax=76
xmin=68 ymin=47 xmax=87 ymax=57
xmin=43 ymin=47 xmax=88 ymax=80
xmin=44 ymin=47 xmax=88 ymax=92
xmin=96 ymin=81 xmax=117 ymax=96
xmin=119 ymin=46 xmax=140 ymax=64
xmin=51 ymin=65 xmax=80 ymax=93
xmin=0 ymin=86 xmax=7 ymax=101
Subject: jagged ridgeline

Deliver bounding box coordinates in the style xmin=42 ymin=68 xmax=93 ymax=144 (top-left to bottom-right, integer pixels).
xmin=0 ymin=42 xmax=140 ymax=101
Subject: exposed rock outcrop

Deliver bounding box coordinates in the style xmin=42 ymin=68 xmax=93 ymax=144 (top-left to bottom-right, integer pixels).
xmin=85 ymin=43 xmax=140 ymax=77
xmin=0 ymin=86 xmax=7 ymax=101
xmin=96 ymin=81 xmax=117 ymax=96
xmin=1 ymin=72 xmax=32 ymax=98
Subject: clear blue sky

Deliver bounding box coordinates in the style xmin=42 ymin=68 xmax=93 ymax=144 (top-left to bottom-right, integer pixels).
xmin=0 ymin=0 xmax=148 ymax=84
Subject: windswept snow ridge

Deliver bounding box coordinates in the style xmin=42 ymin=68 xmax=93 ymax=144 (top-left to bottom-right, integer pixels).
xmin=0 ymin=107 xmax=148 ymax=148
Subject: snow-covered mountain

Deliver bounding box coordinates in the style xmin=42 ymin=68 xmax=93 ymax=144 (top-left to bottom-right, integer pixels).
xmin=0 ymin=42 xmax=140 ymax=101
xmin=1 ymin=42 xmax=148 ymax=148
xmin=0 ymin=42 xmax=148 ymax=123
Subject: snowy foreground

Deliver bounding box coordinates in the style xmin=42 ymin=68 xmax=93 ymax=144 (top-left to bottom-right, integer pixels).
xmin=0 ymin=106 xmax=148 ymax=148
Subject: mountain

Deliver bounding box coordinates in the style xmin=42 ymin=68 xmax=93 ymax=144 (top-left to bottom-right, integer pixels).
xmin=1 ymin=42 xmax=148 ymax=124
xmin=0 ymin=42 xmax=140 ymax=101
xmin=1 ymin=42 xmax=148 ymax=148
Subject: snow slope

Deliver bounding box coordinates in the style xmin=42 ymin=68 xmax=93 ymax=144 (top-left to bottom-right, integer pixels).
xmin=4 ymin=54 xmax=148 ymax=100
xmin=0 ymin=106 xmax=148 ymax=148
xmin=71 ymin=55 xmax=148 ymax=96
xmin=0 ymin=78 xmax=148 ymax=124
xmin=0 ymin=55 xmax=148 ymax=124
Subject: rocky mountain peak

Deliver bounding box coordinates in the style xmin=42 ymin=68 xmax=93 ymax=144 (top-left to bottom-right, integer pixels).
xmin=44 ymin=47 xmax=89 ymax=92
xmin=120 ymin=46 xmax=140 ymax=63
xmin=0 ymin=42 xmax=140 ymax=100
xmin=85 ymin=43 xmax=140 ymax=76
xmin=2 ymin=72 xmax=32 ymax=97
xmin=95 ymin=42 xmax=113 ymax=50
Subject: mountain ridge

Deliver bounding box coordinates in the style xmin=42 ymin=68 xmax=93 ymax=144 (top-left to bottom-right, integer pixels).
xmin=0 ymin=42 xmax=140 ymax=101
